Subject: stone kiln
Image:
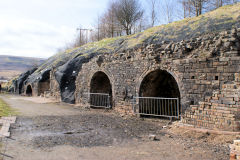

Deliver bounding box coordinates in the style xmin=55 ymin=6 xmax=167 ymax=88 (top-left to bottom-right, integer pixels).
xmin=18 ymin=26 xmax=240 ymax=132
xmin=57 ymin=28 xmax=240 ymax=131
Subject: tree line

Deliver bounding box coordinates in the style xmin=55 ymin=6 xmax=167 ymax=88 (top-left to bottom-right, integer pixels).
xmin=68 ymin=0 xmax=239 ymax=48
xmin=180 ymin=0 xmax=239 ymax=17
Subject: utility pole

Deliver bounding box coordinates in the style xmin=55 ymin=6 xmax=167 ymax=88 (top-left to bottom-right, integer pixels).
xmin=95 ymin=27 xmax=100 ymax=41
xmin=76 ymin=28 xmax=93 ymax=46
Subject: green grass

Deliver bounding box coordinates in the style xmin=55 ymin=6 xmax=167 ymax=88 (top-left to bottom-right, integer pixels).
xmin=0 ymin=97 xmax=17 ymax=160
xmin=0 ymin=97 xmax=17 ymax=117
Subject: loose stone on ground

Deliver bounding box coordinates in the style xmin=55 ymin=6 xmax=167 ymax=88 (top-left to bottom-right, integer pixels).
xmin=0 ymin=116 xmax=16 ymax=137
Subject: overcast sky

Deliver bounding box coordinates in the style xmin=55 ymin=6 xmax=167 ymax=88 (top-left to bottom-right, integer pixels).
xmin=0 ymin=0 xmax=179 ymax=59
xmin=0 ymin=0 xmax=113 ymax=58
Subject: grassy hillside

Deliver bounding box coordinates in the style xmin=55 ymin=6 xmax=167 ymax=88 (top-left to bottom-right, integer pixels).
xmin=36 ymin=3 xmax=240 ymax=73
xmin=0 ymin=55 xmax=45 ymax=80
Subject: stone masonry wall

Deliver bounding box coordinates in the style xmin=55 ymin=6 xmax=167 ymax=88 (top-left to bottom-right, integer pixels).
xmin=49 ymin=70 xmax=61 ymax=100
xmin=75 ymin=52 xmax=187 ymax=113
xmin=182 ymin=68 xmax=240 ymax=131
xmin=23 ymin=83 xmax=37 ymax=96
xmin=49 ymin=27 xmax=240 ymax=131
xmin=38 ymin=81 xmax=50 ymax=96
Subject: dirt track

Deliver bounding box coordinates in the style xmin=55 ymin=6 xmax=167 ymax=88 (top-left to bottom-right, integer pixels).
xmin=1 ymin=94 xmax=230 ymax=160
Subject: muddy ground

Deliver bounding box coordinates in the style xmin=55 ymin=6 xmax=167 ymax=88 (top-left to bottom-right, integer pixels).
xmin=0 ymin=94 xmax=233 ymax=160
xmin=12 ymin=113 xmax=166 ymax=149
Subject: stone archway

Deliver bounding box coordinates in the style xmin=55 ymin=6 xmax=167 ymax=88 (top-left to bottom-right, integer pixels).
xmin=139 ymin=69 xmax=180 ymax=98
xmin=138 ymin=69 xmax=181 ymax=117
xmin=26 ymin=85 xmax=33 ymax=96
xmin=90 ymin=71 xmax=112 ymax=107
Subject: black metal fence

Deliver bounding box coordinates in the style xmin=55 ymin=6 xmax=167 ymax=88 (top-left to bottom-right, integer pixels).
xmin=85 ymin=93 xmax=111 ymax=108
xmin=132 ymin=97 xmax=180 ymax=119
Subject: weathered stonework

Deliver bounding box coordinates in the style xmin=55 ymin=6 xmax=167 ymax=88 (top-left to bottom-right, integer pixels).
xmin=182 ymin=72 xmax=240 ymax=131
xmin=49 ymin=69 xmax=61 ymax=100
xmin=230 ymin=140 xmax=240 ymax=160
xmin=22 ymin=69 xmax=51 ymax=97
xmin=38 ymin=81 xmax=50 ymax=95
xmin=47 ymin=27 xmax=240 ymax=131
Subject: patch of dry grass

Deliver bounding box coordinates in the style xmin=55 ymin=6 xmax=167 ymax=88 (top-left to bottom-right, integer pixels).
xmin=0 ymin=98 xmax=17 ymax=117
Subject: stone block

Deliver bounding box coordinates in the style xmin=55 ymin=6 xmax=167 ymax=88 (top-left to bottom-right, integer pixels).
xmin=235 ymin=73 xmax=240 ymax=82
xmin=230 ymin=57 xmax=240 ymax=61
xmin=219 ymin=57 xmax=230 ymax=62
xmin=200 ymin=80 xmax=211 ymax=85
xmin=217 ymin=66 xmax=224 ymax=72
xmin=213 ymin=61 xmax=228 ymax=66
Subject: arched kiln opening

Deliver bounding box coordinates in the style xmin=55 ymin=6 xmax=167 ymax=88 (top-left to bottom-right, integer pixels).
xmin=138 ymin=69 xmax=180 ymax=118
xmin=38 ymin=70 xmax=50 ymax=96
xmin=90 ymin=71 xmax=112 ymax=108
xmin=26 ymin=85 xmax=33 ymax=96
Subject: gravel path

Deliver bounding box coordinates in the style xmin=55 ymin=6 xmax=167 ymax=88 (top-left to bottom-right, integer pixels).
xmin=0 ymin=94 xmax=229 ymax=160
xmin=1 ymin=95 xmax=80 ymax=116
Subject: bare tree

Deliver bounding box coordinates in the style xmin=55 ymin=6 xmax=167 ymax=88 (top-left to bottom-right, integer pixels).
xmin=160 ymin=0 xmax=176 ymax=23
xmin=149 ymin=0 xmax=158 ymax=27
xmin=106 ymin=1 xmax=118 ymax=37
xmin=132 ymin=15 xmax=149 ymax=33
xmin=181 ymin=0 xmax=240 ymax=17
xmin=90 ymin=14 xmax=108 ymax=42
xmin=115 ymin=0 xmax=144 ymax=35
xmin=215 ymin=0 xmax=223 ymax=7
xmin=211 ymin=0 xmax=240 ymax=9
xmin=90 ymin=1 xmax=123 ymax=41
xmin=192 ymin=0 xmax=204 ymax=16
xmin=179 ymin=0 xmax=192 ymax=18
xmin=178 ymin=0 xmax=209 ymax=17
xmin=96 ymin=14 xmax=101 ymax=41
xmin=100 ymin=1 xmax=121 ymax=38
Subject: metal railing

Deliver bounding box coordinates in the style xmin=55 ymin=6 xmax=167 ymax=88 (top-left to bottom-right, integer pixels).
xmin=132 ymin=97 xmax=180 ymax=119
xmin=84 ymin=93 xmax=111 ymax=109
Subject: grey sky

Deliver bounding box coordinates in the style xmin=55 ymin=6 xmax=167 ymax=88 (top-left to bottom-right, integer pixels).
xmin=0 ymin=0 xmax=111 ymax=58
xmin=0 ymin=0 xmax=180 ymax=58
